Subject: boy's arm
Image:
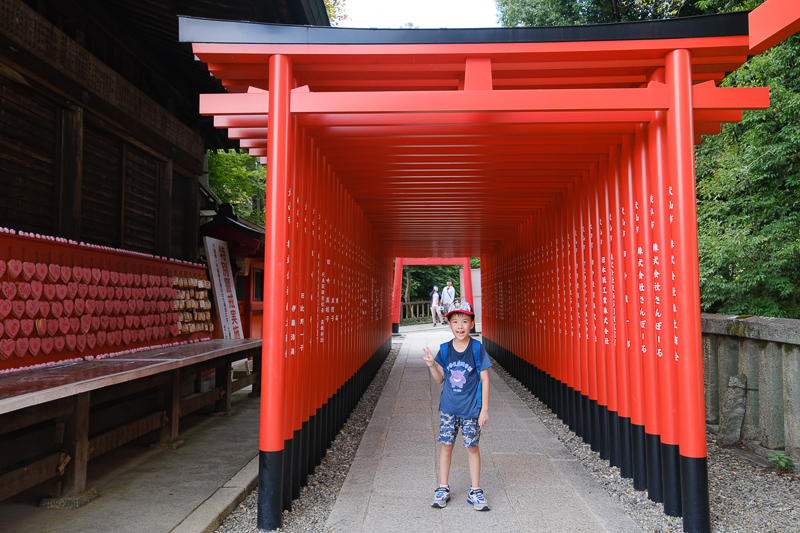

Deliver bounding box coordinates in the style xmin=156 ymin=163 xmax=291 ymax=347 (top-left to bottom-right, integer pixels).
xmin=478 ymin=369 xmax=490 ymax=428
xmin=423 ymin=346 xmax=445 ymax=384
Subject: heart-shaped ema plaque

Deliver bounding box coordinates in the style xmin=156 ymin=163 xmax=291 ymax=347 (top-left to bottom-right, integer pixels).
xmin=35 ymin=263 xmax=48 ymax=281
xmin=7 ymin=260 xmax=23 ymax=279
xmin=0 ymin=338 xmax=15 ymax=359
xmin=22 ymin=262 xmax=36 ymax=281
xmin=41 ymin=337 xmax=53 ymax=355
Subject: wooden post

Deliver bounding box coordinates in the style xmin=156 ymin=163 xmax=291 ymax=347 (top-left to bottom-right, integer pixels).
xmin=157 ymin=159 xmax=173 ymax=258
xmin=59 ymin=106 xmax=83 ymax=240
xmin=158 ymin=370 xmax=182 ymax=446
xmin=41 ymin=391 xmax=97 ymax=507
xmin=214 ymin=355 xmax=234 ymax=414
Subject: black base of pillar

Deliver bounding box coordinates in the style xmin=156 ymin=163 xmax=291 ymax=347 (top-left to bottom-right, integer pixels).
xmin=292 ymin=429 xmax=302 ymax=500
xmin=598 ymin=405 xmax=609 ymax=460
xmin=314 ymin=406 xmax=323 ymax=466
xmin=582 ymin=394 xmax=592 ymax=445
xmin=608 ymin=410 xmax=620 ymax=468
xmin=645 ymin=432 xmax=664 ymax=503
xmin=258 ymin=449 xmax=284 ymax=531
xmin=305 ymin=415 xmax=316 ymax=476
xmin=589 ymin=399 xmax=600 ymax=452
xmin=392 ymin=322 xmax=399 ymax=333
xmin=631 ymin=423 xmax=647 ymax=490
xmin=661 ymin=442 xmax=682 ymax=517
xmin=568 ymin=387 xmax=579 ymax=435
xmin=680 ymin=455 xmax=711 ymax=533
xmin=282 ymin=437 xmax=293 ymax=511
xmin=618 ymin=416 xmax=633 ymax=479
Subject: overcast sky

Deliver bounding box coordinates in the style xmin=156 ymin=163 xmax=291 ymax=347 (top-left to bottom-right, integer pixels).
xmin=340 ymin=0 xmax=501 ymax=29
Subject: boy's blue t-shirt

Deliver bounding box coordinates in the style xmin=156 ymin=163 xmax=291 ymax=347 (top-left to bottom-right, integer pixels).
xmin=434 ymin=338 xmax=492 ymax=419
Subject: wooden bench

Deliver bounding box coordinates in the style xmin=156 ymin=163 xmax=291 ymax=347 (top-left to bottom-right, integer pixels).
xmin=0 ymin=339 xmax=261 ymax=506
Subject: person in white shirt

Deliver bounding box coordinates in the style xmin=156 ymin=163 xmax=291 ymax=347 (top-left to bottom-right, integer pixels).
xmin=441 ymin=279 xmax=456 ymax=321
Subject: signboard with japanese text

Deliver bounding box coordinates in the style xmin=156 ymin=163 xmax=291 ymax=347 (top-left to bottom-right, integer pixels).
xmin=204 ymin=236 xmax=244 ymax=339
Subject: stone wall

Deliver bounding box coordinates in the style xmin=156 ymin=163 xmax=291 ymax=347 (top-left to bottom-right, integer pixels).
xmin=702 ymin=314 xmax=800 ymax=460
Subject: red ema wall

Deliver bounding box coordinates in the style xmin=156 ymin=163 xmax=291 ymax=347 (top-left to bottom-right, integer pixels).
xmin=0 ymin=229 xmax=213 ymax=373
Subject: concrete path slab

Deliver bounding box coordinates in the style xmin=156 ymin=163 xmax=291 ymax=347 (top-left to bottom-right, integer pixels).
xmin=325 ymin=327 xmax=643 ymax=533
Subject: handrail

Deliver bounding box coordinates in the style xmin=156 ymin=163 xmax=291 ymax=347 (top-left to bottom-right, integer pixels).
xmin=401 ymin=300 xmax=432 ymax=320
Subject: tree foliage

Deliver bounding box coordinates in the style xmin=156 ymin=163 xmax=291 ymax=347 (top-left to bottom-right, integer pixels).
xmin=496 ymin=0 xmax=684 ymax=26
xmin=206 ymin=149 xmax=266 ymax=227
xmin=695 ymin=35 xmax=800 ymax=318
xmin=324 ymin=0 xmax=348 ymax=26
xmin=495 ymin=0 xmax=759 ymax=26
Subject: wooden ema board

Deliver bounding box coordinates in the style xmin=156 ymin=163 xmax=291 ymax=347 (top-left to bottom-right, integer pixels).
xmin=0 ymin=231 xmax=212 ymax=373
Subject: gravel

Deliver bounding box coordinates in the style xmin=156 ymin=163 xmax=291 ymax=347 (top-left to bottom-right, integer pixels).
xmin=217 ymin=341 xmax=799 ymax=533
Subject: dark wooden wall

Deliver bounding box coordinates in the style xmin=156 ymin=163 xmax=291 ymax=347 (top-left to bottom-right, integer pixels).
xmin=0 ymin=77 xmax=59 ymax=236
xmin=0 ymin=0 xmax=210 ymax=262
xmin=0 ymin=72 xmax=200 ymax=260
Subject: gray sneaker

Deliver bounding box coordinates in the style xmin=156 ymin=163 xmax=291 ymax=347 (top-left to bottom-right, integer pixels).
xmin=467 ymin=487 xmax=490 ymax=511
xmin=431 ymin=485 xmax=450 ymax=508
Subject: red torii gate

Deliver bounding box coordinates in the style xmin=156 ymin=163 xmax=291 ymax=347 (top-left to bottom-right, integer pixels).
xmin=391 ymin=257 xmax=474 ymax=332
xmin=180 ymin=2 xmax=800 ymax=530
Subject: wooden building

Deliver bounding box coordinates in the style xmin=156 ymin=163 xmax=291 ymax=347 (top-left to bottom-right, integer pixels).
xmin=0 ymin=0 xmax=326 ymax=507
xmin=0 ymin=0 xmax=327 ymax=261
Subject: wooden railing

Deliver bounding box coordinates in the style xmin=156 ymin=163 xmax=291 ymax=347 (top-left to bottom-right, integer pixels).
xmin=401 ymin=300 xmax=432 ymax=321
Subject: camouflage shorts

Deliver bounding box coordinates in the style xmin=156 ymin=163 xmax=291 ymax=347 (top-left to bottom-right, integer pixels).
xmin=437 ymin=411 xmax=481 ymax=448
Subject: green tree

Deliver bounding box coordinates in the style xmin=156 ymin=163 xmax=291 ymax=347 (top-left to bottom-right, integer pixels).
xmin=682 ymin=0 xmax=762 ymax=15
xmin=496 ymin=0 xmax=689 ymax=26
xmin=206 ymin=149 xmax=266 ymax=227
xmin=324 ymin=0 xmax=348 ymax=26
xmin=695 ymin=35 xmax=800 ymax=318
xmin=402 ymin=265 xmax=463 ymax=302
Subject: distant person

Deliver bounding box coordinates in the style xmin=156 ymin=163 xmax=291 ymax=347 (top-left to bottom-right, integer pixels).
xmin=430 ymin=285 xmax=444 ymax=326
xmin=441 ymin=279 xmax=455 ymax=319
xmin=423 ymin=300 xmax=491 ymax=511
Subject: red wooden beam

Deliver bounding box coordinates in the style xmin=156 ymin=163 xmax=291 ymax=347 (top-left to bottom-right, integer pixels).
xmin=749 ymin=0 xmax=800 ymax=53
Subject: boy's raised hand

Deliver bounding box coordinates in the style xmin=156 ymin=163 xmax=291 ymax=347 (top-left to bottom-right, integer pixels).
xmin=422 ymin=346 xmax=435 ymax=367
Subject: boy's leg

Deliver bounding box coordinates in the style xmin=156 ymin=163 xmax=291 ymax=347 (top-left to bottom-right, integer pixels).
xmin=433 ymin=412 xmax=456 ymax=508
xmin=466 ymin=445 xmax=481 ymax=488
xmin=439 ymin=443 xmax=455 ymax=486
xmin=462 ymin=417 xmax=489 ymax=510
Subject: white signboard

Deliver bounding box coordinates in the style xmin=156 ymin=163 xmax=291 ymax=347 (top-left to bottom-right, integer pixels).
xmin=204 ymin=236 xmax=244 ymax=339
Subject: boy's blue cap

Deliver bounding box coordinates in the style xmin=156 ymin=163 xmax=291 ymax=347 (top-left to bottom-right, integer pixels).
xmin=445 ymin=300 xmax=474 ymax=318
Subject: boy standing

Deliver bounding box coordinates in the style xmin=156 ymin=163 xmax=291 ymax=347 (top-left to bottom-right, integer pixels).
xmin=422 ymin=300 xmax=491 ymax=511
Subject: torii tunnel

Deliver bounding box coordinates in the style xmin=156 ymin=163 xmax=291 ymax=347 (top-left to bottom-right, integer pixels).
xmin=391 ymin=257 xmax=476 ymax=333
xmin=180 ymin=3 xmax=799 ymax=531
